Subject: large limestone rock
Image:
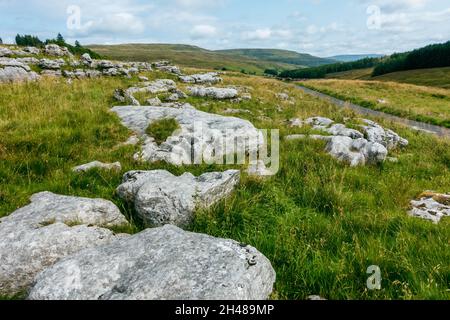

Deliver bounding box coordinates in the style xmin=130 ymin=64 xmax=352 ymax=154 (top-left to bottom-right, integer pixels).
xmin=286 ymin=116 xmax=407 ymax=166
xmin=0 ymin=66 xmax=39 ymax=83
xmin=117 ymin=170 xmax=240 ymax=227
xmin=44 ymin=44 xmax=72 ymax=57
xmin=0 ymin=192 xmax=129 ymax=296
xmin=111 ymin=104 xmax=263 ymax=166
xmin=325 ymin=136 xmax=387 ymax=166
xmin=188 ymin=86 xmax=238 ymax=99
xmin=362 ymin=119 xmax=409 ymax=150
xmin=29 ymin=225 xmax=275 ymax=300
xmin=409 ymin=192 xmax=450 ymax=223
xmin=0 ymin=47 xmax=13 ymax=57
xmin=24 ymin=46 xmax=40 ymax=55
xmin=39 ymin=58 xmax=66 ymax=70
xmin=179 ymin=72 xmax=222 ymax=84
xmin=154 ymin=61 xmax=181 ymax=75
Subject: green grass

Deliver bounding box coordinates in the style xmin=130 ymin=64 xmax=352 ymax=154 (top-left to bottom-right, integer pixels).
xmin=372 ymin=67 xmax=450 ymax=89
xmin=299 ymin=79 xmax=450 ymax=128
xmin=146 ymin=118 xmax=180 ymax=145
xmin=326 ymin=68 xmax=374 ymax=80
xmin=0 ymin=71 xmax=449 ymax=300
xmin=87 ymin=44 xmax=299 ymax=75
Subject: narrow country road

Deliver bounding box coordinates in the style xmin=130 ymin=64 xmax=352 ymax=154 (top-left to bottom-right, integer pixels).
xmin=294 ymin=84 xmax=450 ymax=138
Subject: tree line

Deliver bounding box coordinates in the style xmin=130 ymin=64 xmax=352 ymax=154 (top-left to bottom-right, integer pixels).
xmin=14 ymin=33 xmax=102 ymax=59
xmin=372 ymin=40 xmax=450 ymax=76
xmin=279 ymin=57 xmax=380 ymax=79
xmin=279 ymin=40 xmax=450 ymax=79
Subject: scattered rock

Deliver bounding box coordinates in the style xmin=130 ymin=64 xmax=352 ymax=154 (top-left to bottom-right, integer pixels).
xmin=80 ymin=53 xmax=92 ymax=66
xmin=146 ymin=97 xmax=162 ymax=106
xmin=138 ymin=76 xmax=149 ymax=82
xmin=0 ymin=66 xmax=39 ymax=83
xmin=276 ymin=93 xmax=289 ymax=101
xmin=223 ymin=108 xmax=251 ymax=114
xmin=154 ymin=61 xmax=181 ymax=75
xmin=409 ymin=192 xmax=450 ymax=223
xmin=41 ymin=70 xmax=62 ymax=77
xmin=111 ymin=104 xmax=263 ymax=166
xmin=24 ymin=46 xmax=40 ymax=55
xmin=361 ymin=119 xmax=409 ymax=150
xmin=307 ymin=295 xmax=327 ymax=301
xmin=117 ymin=169 xmax=240 ymax=227
xmin=72 ymin=161 xmax=122 ymax=173
xmin=39 ymin=58 xmax=65 ymax=70
xmin=188 ymin=86 xmax=238 ymax=99
xmin=325 ymin=136 xmax=387 ymax=166
xmin=29 ymin=225 xmax=275 ymax=300
xmin=179 ymin=72 xmax=222 ymax=84
xmin=45 ymin=44 xmax=72 ymax=57
xmin=0 ymin=47 xmax=13 ymax=57
xmin=0 ymin=192 xmax=129 ymax=296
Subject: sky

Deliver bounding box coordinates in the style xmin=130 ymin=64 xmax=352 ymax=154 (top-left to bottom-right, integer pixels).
xmin=0 ymin=0 xmax=449 ymax=57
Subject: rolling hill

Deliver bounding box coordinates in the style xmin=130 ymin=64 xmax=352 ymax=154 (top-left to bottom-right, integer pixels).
xmin=88 ymin=44 xmax=308 ymax=75
xmin=216 ymin=48 xmax=336 ymax=67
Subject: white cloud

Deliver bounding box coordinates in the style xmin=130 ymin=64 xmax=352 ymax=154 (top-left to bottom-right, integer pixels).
xmin=190 ymin=24 xmax=217 ymax=39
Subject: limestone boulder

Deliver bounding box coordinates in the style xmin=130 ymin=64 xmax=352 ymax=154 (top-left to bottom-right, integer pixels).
xmin=117 ymin=169 xmax=240 ymax=227
xmin=29 ymin=225 xmax=275 ymax=300
xmin=0 ymin=192 xmax=129 ymax=296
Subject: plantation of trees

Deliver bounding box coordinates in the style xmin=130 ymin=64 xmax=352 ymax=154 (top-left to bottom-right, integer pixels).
xmin=279 ymin=40 xmax=450 ymax=79
xmin=372 ymin=40 xmax=450 ymax=76
xmin=279 ymin=57 xmax=380 ymax=79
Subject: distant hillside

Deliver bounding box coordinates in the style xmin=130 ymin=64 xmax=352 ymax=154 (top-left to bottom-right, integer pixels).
xmin=372 ymin=66 xmax=450 ymax=89
xmin=279 ymin=57 xmax=380 ymax=79
xmin=88 ymin=44 xmax=299 ymax=75
xmin=216 ymin=48 xmax=336 ymax=67
xmin=327 ymin=54 xmax=384 ymax=62
xmin=373 ymin=40 xmax=450 ymax=76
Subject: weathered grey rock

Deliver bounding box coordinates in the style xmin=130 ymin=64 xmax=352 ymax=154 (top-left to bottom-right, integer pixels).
xmin=361 ymin=119 xmax=408 ymax=150
xmin=128 ymin=79 xmax=177 ymax=95
xmin=154 ymin=61 xmax=181 ymax=75
xmin=0 ymin=192 xmax=129 ymax=296
xmin=179 ymin=72 xmax=222 ymax=84
xmin=188 ymin=86 xmax=238 ymax=99
xmin=72 ymin=161 xmax=122 ymax=173
xmin=45 ymin=44 xmax=72 ymax=57
xmin=0 ymin=57 xmax=31 ymax=70
xmin=117 ymin=170 xmax=240 ymax=227
xmin=409 ymin=192 xmax=450 ymax=223
xmin=146 ymin=97 xmax=162 ymax=106
xmin=307 ymin=295 xmax=327 ymax=301
xmin=29 ymin=225 xmax=275 ymax=300
xmin=39 ymin=58 xmax=65 ymax=70
xmin=0 ymin=47 xmax=13 ymax=57
xmin=80 ymin=53 xmax=92 ymax=65
xmin=0 ymin=66 xmax=39 ymax=82
xmin=103 ymin=68 xmax=119 ymax=76
xmin=276 ymin=93 xmax=289 ymax=101
xmin=24 ymin=46 xmax=40 ymax=55
xmin=41 ymin=70 xmax=62 ymax=77
xmin=114 ymin=89 xmax=140 ymax=106
xmin=138 ymin=76 xmax=149 ymax=82
xmin=111 ymin=104 xmax=263 ymax=166
xmin=16 ymin=57 xmax=40 ymax=65
xmin=326 ymin=124 xmax=364 ymax=139
xmin=325 ymin=136 xmax=387 ymax=166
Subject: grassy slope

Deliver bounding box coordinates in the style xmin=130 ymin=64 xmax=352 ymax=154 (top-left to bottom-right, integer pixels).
xmin=372 ymin=67 xmax=450 ymax=89
xmin=88 ymin=44 xmax=298 ymax=75
xmin=326 ymin=68 xmax=374 ymax=80
xmin=300 ymin=79 xmax=450 ymax=128
xmin=216 ymin=48 xmax=336 ymax=67
xmin=1 ymin=71 xmax=449 ymax=300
